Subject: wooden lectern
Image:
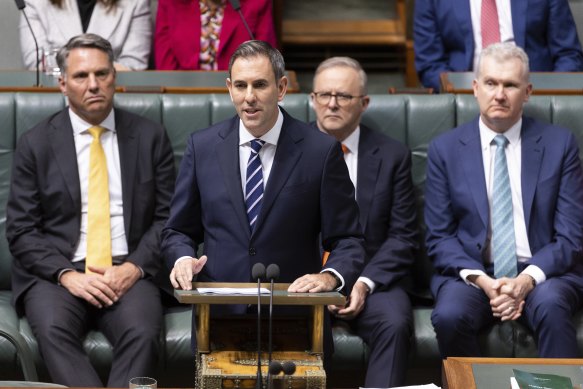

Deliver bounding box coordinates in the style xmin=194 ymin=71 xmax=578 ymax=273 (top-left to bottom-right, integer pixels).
xmin=174 ymin=282 xmax=345 ymax=389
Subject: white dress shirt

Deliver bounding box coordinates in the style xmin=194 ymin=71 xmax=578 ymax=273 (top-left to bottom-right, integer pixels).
xmin=460 ymin=117 xmax=546 ymax=286
xmin=70 ymin=108 xmax=129 ymax=262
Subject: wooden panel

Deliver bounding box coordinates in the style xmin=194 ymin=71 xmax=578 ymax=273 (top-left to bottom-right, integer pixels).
xmin=282 ymin=20 xmax=405 ymax=45
xmin=200 ymin=351 xmax=325 ymax=389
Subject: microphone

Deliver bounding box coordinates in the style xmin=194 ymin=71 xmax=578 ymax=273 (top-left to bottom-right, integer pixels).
xmin=265 ymin=264 xmax=280 ymax=389
xmin=267 ymin=360 xmax=296 ymax=388
xmin=14 ymin=0 xmax=41 ymax=87
xmin=229 ymin=0 xmax=255 ymax=40
xmin=251 ymin=262 xmax=266 ymax=389
xmin=281 ymin=361 xmax=296 ymax=376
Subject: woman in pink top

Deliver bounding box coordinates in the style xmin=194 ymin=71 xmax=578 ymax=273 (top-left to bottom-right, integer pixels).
xmin=154 ymin=0 xmax=277 ymax=70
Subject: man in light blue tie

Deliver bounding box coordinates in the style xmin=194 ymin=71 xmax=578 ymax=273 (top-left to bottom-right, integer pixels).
xmin=425 ymin=42 xmax=583 ymax=358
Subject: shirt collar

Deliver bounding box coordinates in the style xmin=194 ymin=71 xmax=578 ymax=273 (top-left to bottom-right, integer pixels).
xmin=69 ymin=107 xmax=116 ymax=135
xmin=239 ymin=107 xmax=283 ymax=146
xmin=341 ymin=126 xmax=360 ymax=154
xmin=479 ymin=116 xmax=522 ymax=150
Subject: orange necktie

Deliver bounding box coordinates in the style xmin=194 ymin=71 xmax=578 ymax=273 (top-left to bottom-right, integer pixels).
xmin=86 ymin=126 xmax=112 ymax=273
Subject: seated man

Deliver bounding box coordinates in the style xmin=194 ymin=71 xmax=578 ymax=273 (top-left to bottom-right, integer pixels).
xmin=425 ymin=42 xmax=583 ymax=358
xmin=311 ymin=57 xmax=418 ymax=387
xmin=6 ymin=33 xmax=175 ymax=386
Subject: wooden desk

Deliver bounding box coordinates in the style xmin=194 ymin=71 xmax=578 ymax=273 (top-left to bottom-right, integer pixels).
xmin=174 ymin=282 xmax=345 ymax=355
xmin=440 ymin=72 xmax=583 ymax=95
xmin=442 ymin=357 xmax=583 ymax=389
xmin=0 ymin=70 xmax=300 ymax=94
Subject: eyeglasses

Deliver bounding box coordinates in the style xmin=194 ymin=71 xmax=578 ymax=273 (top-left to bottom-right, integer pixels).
xmin=312 ymin=92 xmax=364 ymax=107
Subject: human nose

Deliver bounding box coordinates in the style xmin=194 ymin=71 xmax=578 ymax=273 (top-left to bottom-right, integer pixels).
xmin=245 ymin=86 xmax=257 ymax=103
xmin=88 ymin=73 xmax=99 ymax=91
xmin=494 ymin=85 xmax=506 ymax=100
xmin=327 ymin=94 xmax=339 ymax=109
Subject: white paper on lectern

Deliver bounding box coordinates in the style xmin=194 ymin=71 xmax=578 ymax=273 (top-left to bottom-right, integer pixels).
xmin=361 ymin=384 xmax=441 ymax=389
xmin=197 ymin=287 xmax=270 ymax=295
xmin=510 ymin=377 xmax=519 ymax=389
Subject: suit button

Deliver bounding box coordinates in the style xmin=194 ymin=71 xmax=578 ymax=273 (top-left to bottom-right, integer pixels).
xmin=477 ymin=243 xmax=482 ymax=250
xmin=249 ymin=248 xmax=256 ymax=256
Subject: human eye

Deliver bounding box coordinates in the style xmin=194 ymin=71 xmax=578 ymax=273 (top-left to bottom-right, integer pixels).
xmin=253 ymin=80 xmax=268 ymax=89
xmin=234 ymin=81 xmax=247 ymax=90
xmin=95 ymin=69 xmax=110 ymax=80
xmin=72 ymin=71 xmax=88 ymax=80
xmin=336 ymin=93 xmax=353 ymax=102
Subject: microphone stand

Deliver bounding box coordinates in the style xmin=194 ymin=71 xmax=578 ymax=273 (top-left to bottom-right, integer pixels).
xmin=251 ymin=263 xmax=266 ymax=389
xmin=14 ymin=0 xmax=41 ymax=87
xmin=265 ymin=264 xmax=280 ymax=389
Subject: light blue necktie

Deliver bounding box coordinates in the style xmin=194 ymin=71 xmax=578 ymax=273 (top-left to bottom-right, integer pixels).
xmin=492 ymin=135 xmax=518 ymax=278
xmin=245 ymin=139 xmax=266 ymax=231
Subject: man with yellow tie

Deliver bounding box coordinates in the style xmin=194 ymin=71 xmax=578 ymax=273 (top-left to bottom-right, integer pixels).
xmin=6 ymin=33 xmax=175 ymax=387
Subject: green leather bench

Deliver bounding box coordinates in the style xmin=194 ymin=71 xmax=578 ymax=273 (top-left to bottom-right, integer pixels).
xmin=1 ymin=92 xmax=583 ymax=387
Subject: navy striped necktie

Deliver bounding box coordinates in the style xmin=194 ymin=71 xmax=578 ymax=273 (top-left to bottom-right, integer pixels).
xmin=245 ymin=139 xmax=266 ymax=231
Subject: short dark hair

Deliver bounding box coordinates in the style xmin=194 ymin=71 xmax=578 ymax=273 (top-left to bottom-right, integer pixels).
xmin=228 ymin=40 xmax=285 ymax=81
xmin=57 ymin=33 xmax=114 ymax=74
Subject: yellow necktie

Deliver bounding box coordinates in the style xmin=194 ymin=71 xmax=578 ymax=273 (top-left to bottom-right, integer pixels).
xmin=86 ymin=126 xmax=112 ymax=273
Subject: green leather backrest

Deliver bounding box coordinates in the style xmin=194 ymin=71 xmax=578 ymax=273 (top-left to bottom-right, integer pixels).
xmin=0 ymin=94 xmax=16 ymax=290
xmin=2 ymin=93 xmax=583 ymax=298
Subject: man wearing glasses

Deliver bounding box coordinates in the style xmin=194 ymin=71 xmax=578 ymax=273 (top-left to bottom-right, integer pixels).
xmin=311 ymin=57 xmax=418 ymax=387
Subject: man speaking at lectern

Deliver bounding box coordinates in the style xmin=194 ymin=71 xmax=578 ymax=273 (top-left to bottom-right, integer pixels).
xmin=161 ymin=41 xmax=365 ymax=315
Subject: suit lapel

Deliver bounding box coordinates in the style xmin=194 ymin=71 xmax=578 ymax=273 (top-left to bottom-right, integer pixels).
xmin=87 ymin=0 xmax=123 ymax=42
xmin=454 ymin=0 xmax=475 ymax=69
xmin=254 ymin=112 xmax=302 ymax=236
xmin=511 ymin=0 xmax=527 ymax=48
xmin=52 ymin=0 xmax=83 ymax=43
xmin=48 ymin=110 xmax=81 ymax=208
xmin=356 ymin=127 xmax=381 ymax=228
xmin=460 ymin=120 xmax=489 ymax=228
xmin=115 ymin=110 xmax=138 ymax=236
xmin=216 ymin=118 xmax=251 ymax=238
xmin=520 ymin=119 xmax=543 ymax=230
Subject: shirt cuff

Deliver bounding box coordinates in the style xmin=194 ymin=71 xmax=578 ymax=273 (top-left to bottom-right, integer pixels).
xmin=321 ymin=268 xmax=344 ymax=291
xmin=520 ymin=265 xmax=545 ymax=285
xmin=57 ymin=268 xmax=75 ymax=285
xmin=357 ymin=276 xmax=375 ymax=294
xmin=175 ymin=256 xmax=193 ymax=265
xmin=459 ymin=269 xmax=488 ymax=289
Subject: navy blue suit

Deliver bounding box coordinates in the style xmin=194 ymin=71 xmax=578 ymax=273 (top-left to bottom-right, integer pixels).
xmin=345 ymin=125 xmax=417 ymax=387
xmin=414 ymin=0 xmax=583 ymax=91
xmin=161 ymin=108 xmax=365 ymax=352
xmin=425 ymin=116 xmax=583 ymax=358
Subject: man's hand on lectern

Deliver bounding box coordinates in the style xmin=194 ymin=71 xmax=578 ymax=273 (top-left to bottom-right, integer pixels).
xmin=170 ymin=255 xmax=208 ymax=290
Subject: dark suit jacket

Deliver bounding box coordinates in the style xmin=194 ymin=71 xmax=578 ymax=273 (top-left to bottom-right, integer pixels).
xmin=154 ymin=0 xmax=277 ymax=70
xmin=425 ymin=116 xmax=583 ymax=296
xmin=414 ymin=0 xmax=583 ymax=91
xmin=6 ymin=107 xmax=176 ymax=314
xmin=356 ymin=126 xmax=418 ymax=290
xmin=161 ymin=109 xmax=365 ymax=313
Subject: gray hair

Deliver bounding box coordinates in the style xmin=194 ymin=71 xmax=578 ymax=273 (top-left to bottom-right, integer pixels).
xmin=314 ymin=56 xmax=368 ymax=95
xmin=228 ymin=40 xmax=286 ymax=81
xmin=57 ymin=33 xmax=114 ymax=74
xmin=476 ymin=42 xmax=530 ymax=81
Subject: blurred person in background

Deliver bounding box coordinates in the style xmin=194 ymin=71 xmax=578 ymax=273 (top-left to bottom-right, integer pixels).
xmin=19 ymin=0 xmax=152 ymax=71
xmin=414 ymin=0 xmax=583 ymax=92
xmin=154 ymin=0 xmax=277 ymax=70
